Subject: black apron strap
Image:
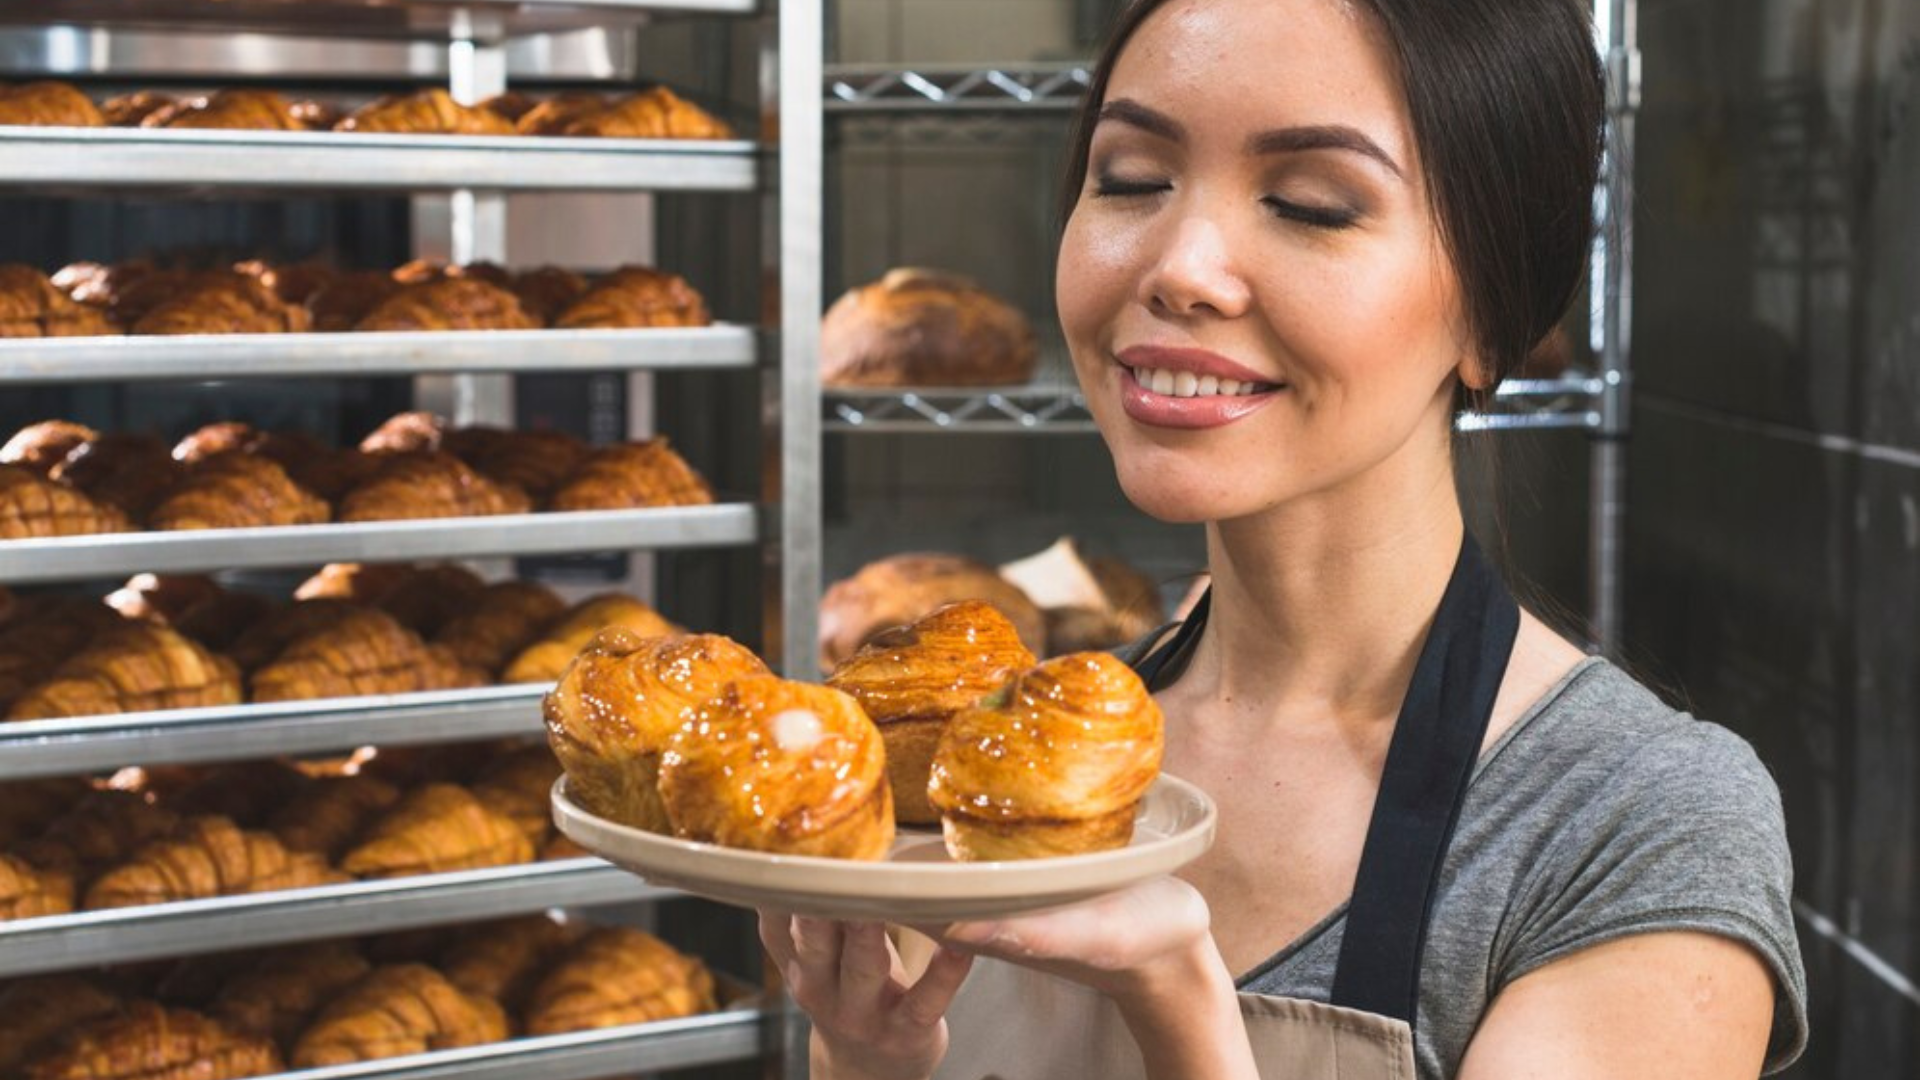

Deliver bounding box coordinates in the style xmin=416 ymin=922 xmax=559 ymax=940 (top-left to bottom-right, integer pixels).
xmin=1329 ymin=533 xmax=1518 ymax=1026
xmin=1130 ymin=586 xmax=1209 ymax=692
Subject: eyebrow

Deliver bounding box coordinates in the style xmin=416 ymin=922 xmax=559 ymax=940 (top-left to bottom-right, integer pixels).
xmin=1097 ymin=97 xmax=1405 ymax=179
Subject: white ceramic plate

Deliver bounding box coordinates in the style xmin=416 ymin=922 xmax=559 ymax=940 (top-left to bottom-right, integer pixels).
xmin=551 ymin=774 xmax=1217 ymax=922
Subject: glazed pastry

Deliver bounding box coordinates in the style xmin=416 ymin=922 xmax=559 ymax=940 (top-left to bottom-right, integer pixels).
xmin=358 ymin=410 xmax=445 ymax=456
xmin=0 ymin=776 xmax=92 ymax=847
xmin=289 ymin=964 xmax=507 ymax=1067
xmin=0 ymin=853 xmax=76 ymax=920
xmin=305 ymin=269 xmax=402 ymax=331
xmin=249 ymin=607 xmax=486 ymax=702
xmin=0 ymin=265 xmax=118 ymax=338
xmin=210 ymin=943 xmax=371 ymax=1047
xmin=0 ymin=465 xmax=132 ymax=538
xmin=334 ymin=89 xmax=516 ymax=136
xmin=101 ymin=90 xmax=174 ymax=126
xmin=0 ymin=976 xmax=120 ymax=1071
xmin=432 ymin=581 xmax=567 ymax=671
xmin=512 ymin=93 xmax=608 ymax=135
xmin=50 ymin=434 xmax=182 ymax=522
xmin=471 ymin=744 xmax=563 ymax=845
xmin=557 ymin=87 xmax=733 ymax=139
xmin=547 ymin=439 xmax=714 ymax=512
xmin=523 ymin=927 xmax=716 ymax=1035
xmin=442 ymin=425 xmax=590 ymax=500
xmin=1 ymin=420 xmax=100 ymax=475
xmin=542 ymin=629 xmax=768 ymax=832
xmin=366 ymin=563 xmax=487 ymax=635
xmin=267 ymin=774 xmax=401 ymax=858
xmin=552 ymin=266 xmax=710 ymax=329
xmin=660 ymin=675 xmax=894 ymax=859
xmin=355 ymin=278 xmax=539 ymax=331
xmin=22 ymin=1002 xmax=282 ymax=1080
xmin=503 ymin=593 xmax=679 ymax=685
xmin=7 ymin=623 xmax=243 ymax=721
xmin=929 ymin=651 xmax=1165 ymax=861
xmin=131 ymin=275 xmax=311 ymax=335
xmin=819 ymin=553 xmax=1048 ymax=671
xmin=83 ymin=815 xmax=344 ymax=909
xmin=338 ymin=452 xmax=533 ymax=522
xmin=821 ymin=268 xmax=1038 ymax=388
xmin=828 ymin=600 xmax=1037 ymax=825
xmin=147 ymin=89 xmax=304 ymax=131
xmin=0 ymin=81 xmax=104 ymax=127
xmin=11 ymin=790 xmax=180 ymax=880
xmin=438 ymin=914 xmax=578 ymax=1005
xmin=148 ymin=452 xmax=331 ymax=531
xmin=339 ymin=784 xmax=534 ymax=878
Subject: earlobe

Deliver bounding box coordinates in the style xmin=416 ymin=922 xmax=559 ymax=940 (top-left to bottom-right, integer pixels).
xmin=1456 ymin=355 xmax=1495 ymax=391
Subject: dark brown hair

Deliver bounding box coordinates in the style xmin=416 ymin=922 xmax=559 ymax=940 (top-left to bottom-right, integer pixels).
xmin=1060 ymin=0 xmax=1608 ymax=409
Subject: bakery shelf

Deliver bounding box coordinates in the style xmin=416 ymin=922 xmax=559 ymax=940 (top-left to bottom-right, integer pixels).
xmin=0 ymin=504 xmax=759 ymax=584
xmin=0 ymin=326 xmax=757 ymax=385
xmin=0 ymin=129 xmax=758 ymax=193
xmin=0 ymin=859 xmax=680 ymax=976
xmin=825 ymin=64 xmax=1091 ymax=112
xmin=0 ymin=0 xmax=759 ymax=42
xmin=0 ymin=686 xmax=551 ymax=781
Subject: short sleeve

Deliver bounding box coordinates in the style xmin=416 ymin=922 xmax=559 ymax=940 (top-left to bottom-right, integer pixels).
xmin=1496 ymin=722 xmax=1808 ymax=1074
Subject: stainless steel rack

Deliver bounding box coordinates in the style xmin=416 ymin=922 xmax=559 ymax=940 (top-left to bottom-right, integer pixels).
xmin=0 ymin=0 xmax=759 ymax=41
xmin=826 ymin=63 xmax=1090 ymax=112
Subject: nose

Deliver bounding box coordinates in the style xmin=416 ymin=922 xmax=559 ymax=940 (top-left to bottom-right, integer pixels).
xmin=1139 ymin=211 xmax=1252 ymax=320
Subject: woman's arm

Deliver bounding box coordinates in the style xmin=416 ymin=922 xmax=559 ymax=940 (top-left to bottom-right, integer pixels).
xmin=1458 ymin=931 xmax=1775 ymax=1079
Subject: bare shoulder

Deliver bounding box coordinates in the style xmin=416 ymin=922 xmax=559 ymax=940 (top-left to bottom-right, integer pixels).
xmin=1483 ymin=609 xmax=1590 ymax=751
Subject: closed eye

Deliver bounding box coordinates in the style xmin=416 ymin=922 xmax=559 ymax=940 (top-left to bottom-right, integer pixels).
xmin=1093 ymin=174 xmax=1171 ymax=198
xmin=1262 ymin=196 xmax=1359 ymax=230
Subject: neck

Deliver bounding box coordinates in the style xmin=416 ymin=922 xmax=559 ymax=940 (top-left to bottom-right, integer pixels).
xmin=1188 ymin=427 xmax=1467 ymax=726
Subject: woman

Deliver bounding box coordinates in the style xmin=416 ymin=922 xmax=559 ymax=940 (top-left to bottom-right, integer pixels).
xmin=764 ymin=1 xmax=1807 ymax=1077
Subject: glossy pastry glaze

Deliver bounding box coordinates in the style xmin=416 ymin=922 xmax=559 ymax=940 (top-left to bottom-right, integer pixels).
xmin=506 ymin=595 xmax=684 ymax=685
xmin=660 ymin=676 xmax=894 ymax=859
xmin=542 ymin=629 xmax=768 ymax=832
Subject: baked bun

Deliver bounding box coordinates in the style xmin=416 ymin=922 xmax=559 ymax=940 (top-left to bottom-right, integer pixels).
xmin=818 ymin=553 xmax=1046 ymax=672
xmin=544 ymin=628 xmax=769 ymax=833
xmin=929 ymin=651 xmax=1164 ymax=861
xmin=820 ymin=268 xmax=1037 ymax=388
xmin=826 ymin=601 xmax=1035 ymax=825
xmin=0 ymin=82 xmax=103 ymax=128
xmin=660 ymin=676 xmax=894 ymax=859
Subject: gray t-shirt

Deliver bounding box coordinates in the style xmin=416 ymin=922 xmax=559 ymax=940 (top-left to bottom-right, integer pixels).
xmin=1236 ymin=657 xmax=1808 ymax=1079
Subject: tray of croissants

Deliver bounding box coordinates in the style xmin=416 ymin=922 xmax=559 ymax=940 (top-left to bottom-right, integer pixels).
xmin=545 ymin=599 xmax=1217 ymax=923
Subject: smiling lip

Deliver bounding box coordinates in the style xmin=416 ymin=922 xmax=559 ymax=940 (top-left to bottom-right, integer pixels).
xmin=1113 ymin=345 xmax=1285 ymax=430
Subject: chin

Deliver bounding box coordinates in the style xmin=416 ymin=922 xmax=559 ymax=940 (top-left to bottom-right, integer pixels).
xmin=1109 ymin=449 xmax=1261 ymax=525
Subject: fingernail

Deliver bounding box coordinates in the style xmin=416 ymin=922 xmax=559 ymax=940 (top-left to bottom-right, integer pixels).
xmin=943 ymin=921 xmax=997 ymax=945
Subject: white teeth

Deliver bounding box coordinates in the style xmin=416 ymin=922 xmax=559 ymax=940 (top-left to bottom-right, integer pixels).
xmin=1219 ymin=378 xmax=1243 ymax=396
xmin=1151 ymin=368 xmax=1176 ymax=395
xmin=1130 ymin=365 xmax=1276 ymax=398
xmin=1196 ymin=375 xmax=1220 ymax=396
xmin=1172 ymin=371 xmax=1199 ymax=397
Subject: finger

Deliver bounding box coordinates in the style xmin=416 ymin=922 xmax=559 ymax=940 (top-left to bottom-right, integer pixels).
xmin=897 ymin=945 xmax=974 ymax=1027
xmin=757 ymin=910 xmax=798 ymax=972
xmin=837 ymin=922 xmax=893 ymax=1012
xmin=790 ymin=916 xmax=846 ymax=999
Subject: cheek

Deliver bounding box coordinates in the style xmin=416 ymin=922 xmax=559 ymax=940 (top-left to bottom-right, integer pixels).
xmin=1056 ymin=206 xmax=1145 ymax=347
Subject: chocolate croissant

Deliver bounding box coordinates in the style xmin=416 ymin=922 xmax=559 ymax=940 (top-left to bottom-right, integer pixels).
xmin=552 ymin=267 xmax=711 ymax=329
xmin=661 ymin=675 xmax=894 ymax=859
xmin=338 ymin=452 xmax=533 ymax=522
xmin=547 ymin=439 xmax=715 ymax=512
xmin=334 ymin=89 xmax=516 ymax=136
xmin=432 ymin=581 xmax=567 ymax=671
xmin=266 ymin=774 xmax=401 ymax=859
xmin=0 ymin=81 xmax=104 ymax=128
xmin=355 ymin=278 xmax=539 ymax=332
xmin=523 ymin=927 xmax=717 ymax=1036
xmin=0 ymin=465 xmax=132 ymax=538
xmin=929 ymin=651 xmax=1165 ymax=861
xmin=147 ymin=89 xmax=305 ymax=131
xmin=23 ymin=1002 xmax=282 ymax=1080
xmin=83 ymin=815 xmax=344 ymax=909
xmin=6 ymin=623 xmax=243 ymax=721
xmin=249 ymin=607 xmax=486 ymax=702
xmin=339 ymin=784 xmax=534 ymax=879
xmin=0 ymin=976 xmax=120 ymax=1071
xmin=543 ymin=628 xmax=768 ymax=832
xmin=131 ymin=275 xmax=311 ymax=335
xmin=209 ymin=943 xmax=371 ymax=1048
xmin=0 ymin=853 xmax=75 ymax=920
xmin=828 ymin=600 xmax=1037 ymax=825
xmin=503 ymin=593 xmax=679 ymax=685
xmin=438 ymin=914 xmax=579 ymax=1006
xmin=557 ymin=87 xmax=733 ymax=140
xmin=147 ymin=452 xmax=332 ymax=531
xmin=0 ymin=265 xmax=118 ymax=338
xmin=1 ymin=420 xmax=100 ymax=475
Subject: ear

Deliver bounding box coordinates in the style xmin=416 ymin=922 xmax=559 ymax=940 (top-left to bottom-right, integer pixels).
xmin=1455 ymin=352 xmax=1496 ymax=391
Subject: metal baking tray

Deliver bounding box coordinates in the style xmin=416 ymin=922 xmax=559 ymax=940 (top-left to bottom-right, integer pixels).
xmin=0 ymin=504 xmax=760 ymax=584
xmin=0 ymin=859 xmax=685 ymax=976
xmin=0 ymin=0 xmax=759 ymax=43
xmin=0 ymin=128 xmax=757 ymax=192
xmin=0 ymin=685 xmax=551 ymax=780
xmin=0 ymin=326 xmax=758 ymax=385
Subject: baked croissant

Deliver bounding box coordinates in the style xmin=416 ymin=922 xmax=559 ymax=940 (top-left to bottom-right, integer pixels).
xmin=103 ymin=571 xmax=227 ymax=622
xmin=929 ymin=651 xmax=1165 ymax=861
xmin=249 ymin=608 xmax=486 ymax=702
xmin=471 ymin=744 xmax=563 ymax=844
xmin=171 ymin=592 xmax=276 ymax=653
xmin=338 ymin=452 xmax=533 ymax=522
xmin=661 ymin=675 xmax=894 ymax=858
xmin=305 ymin=269 xmax=402 ymax=332
xmin=50 ymin=260 xmax=158 ymax=315
xmin=0 ymin=465 xmax=131 ymax=538
xmin=132 ymin=275 xmax=311 ymax=335
xmin=432 ymin=581 xmax=567 ymax=671
xmin=523 ymin=927 xmax=717 ymax=1036
xmin=49 ymin=434 xmax=182 ymax=522
xmin=0 ymin=852 xmax=76 ymax=920
xmin=441 ymin=426 xmax=589 ymax=501
xmin=358 ymin=411 xmax=445 ymax=456
xmin=339 ymin=784 xmax=534 ymax=879
xmin=0 ymin=599 xmax=127 ymax=710
xmin=355 ymin=278 xmax=539 ymax=332
xmin=0 ymin=81 xmax=104 ymax=127
xmin=504 ymin=593 xmax=679 ymax=685
xmin=552 ymin=267 xmax=711 ymax=329
xmin=557 ymin=87 xmax=733 ymax=140
xmin=83 ymin=815 xmax=345 ymax=909
xmin=293 ymin=562 xmax=417 ymax=605
xmin=366 ymin=563 xmax=487 ymax=636
xmin=512 ymin=93 xmax=608 ymax=135
xmin=334 ymin=89 xmax=516 ymax=136
xmin=819 ymin=552 xmax=1049 ymax=671
xmin=22 ymin=1002 xmax=282 ymax=1080
xmin=101 ymin=90 xmax=174 ymax=126
xmin=0 ymin=976 xmax=120 ymax=1071
xmin=267 ymin=773 xmax=400 ymax=858
xmin=0 ymin=265 xmax=118 ymax=338
xmin=547 ymin=439 xmax=714 ymax=512
xmin=147 ymin=452 xmax=332 ymax=531
xmin=543 ymin=628 xmax=767 ymax=832
xmin=210 ymin=943 xmax=372 ymax=1047
xmin=438 ymin=914 xmax=578 ymax=1005
xmin=147 ymin=89 xmax=304 ymax=131
xmin=478 ymin=91 xmax=537 ymax=123
xmin=508 ymin=266 xmax=590 ymax=324
xmin=169 ymin=421 xmax=264 ymax=464
xmin=221 ymin=598 xmax=361 ymax=674
xmin=8 ymin=624 xmax=242 ymax=721
xmin=1 ymin=420 xmax=100 ymax=475
xmin=828 ymin=600 xmax=1037 ymax=825
xmin=289 ymin=964 xmax=507 ymax=1067
xmin=148 ymin=761 xmax=315 ymax=827
xmin=0 ymin=776 xmax=92 ymax=847
xmin=11 ymin=791 xmax=180 ymax=879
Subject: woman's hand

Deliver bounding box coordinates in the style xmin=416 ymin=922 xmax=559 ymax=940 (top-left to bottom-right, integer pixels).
xmin=759 ymin=911 xmax=974 ymax=1080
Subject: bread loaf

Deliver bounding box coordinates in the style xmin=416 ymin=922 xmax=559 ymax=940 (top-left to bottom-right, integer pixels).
xmin=821 ymin=268 xmax=1037 ymax=387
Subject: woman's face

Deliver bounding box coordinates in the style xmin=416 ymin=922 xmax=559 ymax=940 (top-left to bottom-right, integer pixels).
xmin=1058 ymin=0 xmax=1478 ymax=525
